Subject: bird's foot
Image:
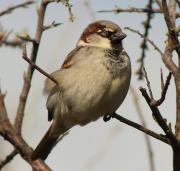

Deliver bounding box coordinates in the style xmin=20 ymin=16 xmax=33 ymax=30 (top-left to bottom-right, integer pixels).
xmin=103 ymin=114 xmax=112 ymax=122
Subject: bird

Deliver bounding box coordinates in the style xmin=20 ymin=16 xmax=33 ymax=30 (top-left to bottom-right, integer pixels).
xmin=32 ymin=20 xmax=131 ymax=160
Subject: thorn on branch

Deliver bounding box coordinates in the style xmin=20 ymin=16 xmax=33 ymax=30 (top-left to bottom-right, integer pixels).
xmin=142 ymin=68 xmax=172 ymax=106
xmin=160 ymin=68 xmax=165 ymax=90
xmin=22 ymin=44 xmax=59 ymax=85
xmin=151 ymin=72 xmax=172 ymax=106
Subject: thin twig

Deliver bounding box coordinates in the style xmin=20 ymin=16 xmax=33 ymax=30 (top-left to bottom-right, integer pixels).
xmin=43 ymin=21 xmax=62 ymax=31
xmin=143 ymin=67 xmax=154 ymax=100
xmin=18 ymin=35 xmax=36 ymax=43
xmin=98 ymin=7 xmax=180 ymax=18
xmin=0 ymin=31 xmax=24 ymax=48
xmin=0 ymin=30 xmax=13 ymax=46
xmin=0 ymin=150 xmax=18 ymax=169
xmin=22 ymin=44 xmax=58 ymax=85
xmin=3 ymin=38 xmax=23 ymax=48
xmin=0 ymin=1 xmax=35 ymax=17
xmin=110 ymin=113 xmax=170 ymax=144
xmin=125 ymin=27 xmax=163 ymax=56
xmin=0 ymin=88 xmax=8 ymax=122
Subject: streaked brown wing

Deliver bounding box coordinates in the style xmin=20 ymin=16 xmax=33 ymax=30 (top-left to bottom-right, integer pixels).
xmin=61 ymin=46 xmax=82 ymax=69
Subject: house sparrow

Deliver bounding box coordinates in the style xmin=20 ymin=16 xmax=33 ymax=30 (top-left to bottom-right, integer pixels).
xmin=32 ymin=20 xmax=131 ymax=160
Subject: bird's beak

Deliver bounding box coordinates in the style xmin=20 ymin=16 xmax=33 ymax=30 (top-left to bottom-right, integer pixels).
xmin=111 ymin=31 xmax=127 ymax=42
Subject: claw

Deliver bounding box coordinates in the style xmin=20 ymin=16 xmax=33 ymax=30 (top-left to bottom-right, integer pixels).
xmin=103 ymin=115 xmax=112 ymax=122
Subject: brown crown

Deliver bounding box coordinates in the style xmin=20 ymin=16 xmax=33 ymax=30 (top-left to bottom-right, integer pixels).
xmin=80 ymin=22 xmax=106 ymax=43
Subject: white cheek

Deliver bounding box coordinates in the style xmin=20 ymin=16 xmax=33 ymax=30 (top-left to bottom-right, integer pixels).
xmin=96 ymin=37 xmax=111 ymax=48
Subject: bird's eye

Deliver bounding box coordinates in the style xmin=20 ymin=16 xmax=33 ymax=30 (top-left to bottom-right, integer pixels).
xmin=97 ymin=30 xmax=113 ymax=37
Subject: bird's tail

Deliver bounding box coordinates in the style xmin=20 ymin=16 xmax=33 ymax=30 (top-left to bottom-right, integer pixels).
xmin=32 ymin=125 xmax=68 ymax=160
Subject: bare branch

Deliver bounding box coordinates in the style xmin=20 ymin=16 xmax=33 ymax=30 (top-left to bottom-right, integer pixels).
xmin=22 ymin=44 xmax=58 ymax=85
xmin=0 ymin=88 xmax=51 ymax=170
xmin=162 ymin=45 xmax=178 ymax=74
xmin=0 ymin=120 xmax=51 ymax=171
xmin=169 ymin=0 xmax=177 ymax=28
xmin=98 ymin=6 xmax=180 ymax=18
xmin=14 ymin=0 xmax=49 ymax=132
xmin=108 ymin=113 xmax=170 ymax=145
xmin=0 ymin=150 xmax=18 ymax=169
xmin=162 ymin=0 xmax=175 ymax=30
xmin=139 ymin=87 xmax=178 ymax=148
xmin=0 ymin=1 xmax=35 ymax=17
xmin=162 ymin=0 xmax=180 ymax=58
xmin=161 ymin=1 xmax=180 ymax=153
xmin=124 ymin=26 xmax=176 ymax=82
